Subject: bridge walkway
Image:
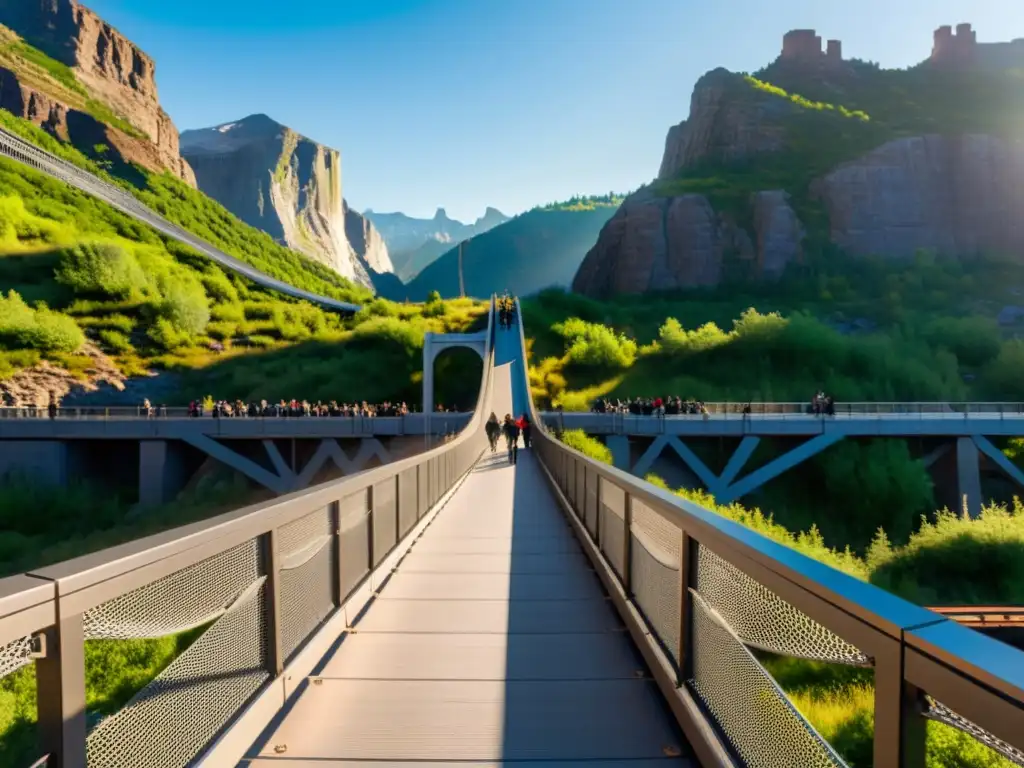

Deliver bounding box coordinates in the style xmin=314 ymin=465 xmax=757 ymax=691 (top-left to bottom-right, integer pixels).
xmin=239 ymin=362 xmax=692 ymax=766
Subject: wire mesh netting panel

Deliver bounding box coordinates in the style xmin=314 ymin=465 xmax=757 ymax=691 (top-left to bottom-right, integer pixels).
xmin=924 ymin=696 xmax=1024 ymax=767
xmin=599 ymin=479 xmax=626 ymax=581
xmin=84 ymin=539 xmax=262 ymax=640
xmin=278 ymin=507 xmax=336 ymax=661
xmin=338 ymin=490 xmax=371 ymax=600
xmin=688 ymin=590 xmax=848 ymax=768
xmin=695 ymin=546 xmax=870 ymax=666
xmin=86 ymin=578 xmax=270 ymax=768
xmin=398 ymin=468 xmax=418 ymax=537
xmin=0 ymin=634 xmax=34 ymax=679
xmin=371 ymin=478 xmax=398 ymax=567
xmin=629 ymin=499 xmax=682 ymax=663
xmin=584 ymin=466 xmax=599 ymax=539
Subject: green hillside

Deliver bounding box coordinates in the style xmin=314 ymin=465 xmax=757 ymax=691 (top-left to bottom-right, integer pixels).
xmin=0 ymin=109 xmax=488 ymax=406
xmin=384 ymin=201 xmax=619 ymax=301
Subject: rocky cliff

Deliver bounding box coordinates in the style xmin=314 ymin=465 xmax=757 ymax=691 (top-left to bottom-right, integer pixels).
xmin=181 ymin=114 xmax=392 ymax=286
xmin=575 ymin=25 xmax=1024 ymax=298
xmin=344 ymin=202 xmax=392 ymax=276
xmin=658 ymin=68 xmax=792 ymax=180
xmin=814 ymin=134 xmax=1024 ymax=258
xmin=366 ymin=206 xmax=510 ymax=282
xmin=573 ymin=188 xmax=801 ymax=298
xmin=0 ymin=0 xmax=194 ymax=184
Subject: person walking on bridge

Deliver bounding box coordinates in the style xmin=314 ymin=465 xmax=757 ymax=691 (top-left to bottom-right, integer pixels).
xmin=502 ymin=413 xmax=520 ymax=465
xmin=517 ymin=413 xmax=532 ymax=449
xmin=485 ymin=412 xmax=501 ymax=453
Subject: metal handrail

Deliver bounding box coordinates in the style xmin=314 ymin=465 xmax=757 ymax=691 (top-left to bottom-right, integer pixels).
xmin=0 ymin=298 xmax=498 ymax=767
xmin=515 ymin=300 xmax=1024 ymax=768
xmin=0 ymin=126 xmax=361 ymax=312
xmin=544 ymin=402 xmax=1024 ymax=417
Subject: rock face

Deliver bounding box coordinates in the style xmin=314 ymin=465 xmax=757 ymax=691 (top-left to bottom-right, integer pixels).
xmin=814 ymin=135 xmax=1024 ymax=259
xmin=365 ymin=206 xmax=510 ymax=282
xmin=658 ymin=69 xmax=791 ymax=180
xmin=0 ymin=0 xmax=195 ymax=184
xmin=572 ymin=188 xmax=801 ymax=298
xmin=181 ymin=114 xmax=392 ymax=286
xmin=344 ymin=202 xmax=392 ymax=276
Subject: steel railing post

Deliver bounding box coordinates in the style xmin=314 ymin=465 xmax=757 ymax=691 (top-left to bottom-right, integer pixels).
xmin=676 ymin=532 xmax=694 ymax=686
xmin=366 ymin=485 xmax=376 ymax=568
xmin=262 ymin=529 xmax=284 ymax=676
xmin=36 ymin=615 xmax=87 ymax=768
xmin=330 ymin=500 xmax=342 ymax=607
xmin=622 ymin=491 xmax=633 ymax=596
xmin=873 ymin=639 xmax=926 ymax=768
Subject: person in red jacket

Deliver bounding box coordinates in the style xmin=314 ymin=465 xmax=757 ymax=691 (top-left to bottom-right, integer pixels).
xmin=517 ymin=413 xmax=531 ymax=449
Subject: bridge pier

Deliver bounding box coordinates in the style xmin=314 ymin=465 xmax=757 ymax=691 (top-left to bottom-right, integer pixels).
xmin=0 ymin=440 xmax=77 ymax=486
xmin=932 ymin=437 xmax=983 ymax=517
xmin=138 ymin=440 xmax=191 ymax=507
xmin=606 ymin=435 xmax=631 ymax=471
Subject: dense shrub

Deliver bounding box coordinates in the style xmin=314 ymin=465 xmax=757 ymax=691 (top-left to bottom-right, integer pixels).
xmin=157 ymin=280 xmax=210 ymax=336
xmin=55 ymin=242 xmax=149 ymax=299
xmin=97 ymin=329 xmax=132 ymax=353
xmin=553 ymin=317 xmax=637 ymax=368
xmin=0 ymin=291 xmax=84 ymax=353
xmin=558 ymin=429 xmax=613 ymax=464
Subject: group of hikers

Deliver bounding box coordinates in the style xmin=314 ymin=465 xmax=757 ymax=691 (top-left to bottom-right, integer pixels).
xmin=498 ymin=293 xmax=518 ymax=330
xmin=809 ymin=391 xmax=837 ymax=416
xmin=591 ymin=396 xmax=711 ymax=417
xmin=485 ymin=412 xmax=531 ymax=464
xmin=176 ymin=399 xmax=416 ymax=418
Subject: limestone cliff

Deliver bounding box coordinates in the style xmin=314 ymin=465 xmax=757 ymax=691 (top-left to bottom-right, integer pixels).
xmin=0 ymin=0 xmax=194 ymax=184
xmin=180 ymin=114 xmax=390 ymax=286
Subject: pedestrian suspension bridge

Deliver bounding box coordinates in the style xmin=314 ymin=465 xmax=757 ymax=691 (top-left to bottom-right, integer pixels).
xmin=0 ymin=299 xmax=1022 ymax=768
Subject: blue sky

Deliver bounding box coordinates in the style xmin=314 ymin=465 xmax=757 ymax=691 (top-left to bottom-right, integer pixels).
xmin=84 ymin=0 xmax=1023 ymax=222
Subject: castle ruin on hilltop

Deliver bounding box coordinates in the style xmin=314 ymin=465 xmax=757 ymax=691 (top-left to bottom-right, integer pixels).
xmin=775 ymin=24 xmax=1024 ymax=72
xmin=780 ymin=30 xmax=843 ymax=66
xmin=929 ymin=22 xmax=1024 ymax=70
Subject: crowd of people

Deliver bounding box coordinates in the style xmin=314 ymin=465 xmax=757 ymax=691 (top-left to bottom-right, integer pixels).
xmin=498 ymin=293 xmax=518 ymax=330
xmin=135 ymin=398 xmax=421 ymax=418
xmin=589 ymin=392 xmax=840 ymax=417
xmin=590 ymin=396 xmax=711 ymax=417
xmin=485 ymin=412 xmax=532 ymax=464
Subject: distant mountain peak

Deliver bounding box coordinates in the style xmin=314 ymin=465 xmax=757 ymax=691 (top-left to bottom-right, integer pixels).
xmin=434 ymin=207 xmax=451 ymax=221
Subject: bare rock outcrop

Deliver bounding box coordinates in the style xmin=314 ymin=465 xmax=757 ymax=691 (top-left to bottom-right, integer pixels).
xmin=814 ymin=135 xmax=1024 ymax=258
xmin=181 ymin=114 xmax=392 ymax=286
xmin=572 ymin=188 xmax=800 ymax=298
xmin=344 ymin=203 xmax=393 ymax=276
xmin=658 ymin=68 xmax=792 ymax=180
xmin=0 ymin=0 xmax=195 ymax=184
